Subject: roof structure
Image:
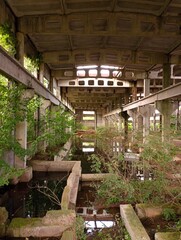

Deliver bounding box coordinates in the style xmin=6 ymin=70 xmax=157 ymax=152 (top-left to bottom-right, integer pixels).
xmin=3 ymin=0 xmax=181 ymax=111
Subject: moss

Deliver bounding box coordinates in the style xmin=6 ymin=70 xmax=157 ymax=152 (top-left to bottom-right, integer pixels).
xmin=9 ymin=218 xmax=42 ymax=228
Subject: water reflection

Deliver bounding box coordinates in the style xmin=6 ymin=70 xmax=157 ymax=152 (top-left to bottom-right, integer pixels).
xmin=82 ymin=141 xmax=95 ymax=153
xmin=85 ymin=220 xmax=114 ymax=233
xmin=0 ymin=172 xmax=67 ymax=219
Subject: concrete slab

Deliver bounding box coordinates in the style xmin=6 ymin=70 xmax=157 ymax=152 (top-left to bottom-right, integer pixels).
xmin=155 ymin=232 xmax=181 ymax=240
xmin=120 ymin=204 xmax=150 ymax=240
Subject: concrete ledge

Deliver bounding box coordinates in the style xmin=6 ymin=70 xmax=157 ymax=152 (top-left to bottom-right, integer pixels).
xmin=30 ymin=160 xmax=76 ymax=172
xmin=61 ymin=161 xmax=81 ymax=210
xmin=69 ymin=175 xmax=80 ymax=210
xmin=81 ymin=173 xmax=111 ymax=181
xmin=72 ymin=161 xmax=81 ymax=177
xmin=155 ymin=232 xmax=181 ymax=240
xmin=7 ymin=210 xmax=76 ymax=238
xmin=136 ymin=204 xmax=163 ymax=219
xmin=61 ymin=230 xmax=76 ymax=240
xmin=120 ymin=204 xmax=150 ymax=240
xmin=61 ymin=186 xmax=71 ymax=210
xmin=136 ymin=204 xmax=181 ymax=219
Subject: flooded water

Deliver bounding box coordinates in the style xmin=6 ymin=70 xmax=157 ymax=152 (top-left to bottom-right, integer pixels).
xmin=0 ymin=172 xmax=67 ymax=219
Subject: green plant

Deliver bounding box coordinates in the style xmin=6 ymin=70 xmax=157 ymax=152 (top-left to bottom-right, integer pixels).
xmin=24 ymin=54 xmax=41 ymax=75
xmin=0 ymin=22 xmax=17 ymax=55
xmin=87 ymin=127 xmax=180 ymax=206
xmin=95 ymin=174 xmax=135 ymax=205
xmin=0 ymin=73 xmax=76 ymax=185
xmin=0 ymin=160 xmax=24 ymax=186
xmin=162 ymin=208 xmax=177 ymax=221
xmin=75 ymin=216 xmax=86 ymax=240
xmin=176 ymin=219 xmax=181 ymax=231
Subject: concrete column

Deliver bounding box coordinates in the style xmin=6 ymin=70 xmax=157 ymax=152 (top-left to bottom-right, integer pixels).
xmin=39 ymin=62 xmax=44 ymax=84
xmin=163 ymin=63 xmax=171 ymax=88
xmin=38 ymin=99 xmax=51 ymax=152
xmin=137 ymin=114 xmax=143 ymax=131
xmin=96 ymin=110 xmax=104 ymax=128
xmin=155 ymin=63 xmax=172 ymax=141
xmin=144 ymin=78 xmax=150 ymax=97
xmin=132 ymin=82 xmax=137 ymax=102
xmin=138 ymin=105 xmax=154 ymax=142
xmin=15 ymin=89 xmax=34 ymax=168
xmin=16 ymin=32 xmax=24 ymax=66
xmin=156 ymin=100 xmax=177 ymax=141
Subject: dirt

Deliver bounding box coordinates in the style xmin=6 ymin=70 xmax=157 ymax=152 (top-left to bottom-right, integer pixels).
xmin=141 ymin=216 xmax=180 ymax=240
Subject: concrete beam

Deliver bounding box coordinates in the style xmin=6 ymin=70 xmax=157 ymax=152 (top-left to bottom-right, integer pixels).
xmin=18 ymin=13 xmax=181 ymax=37
xmin=104 ymin=108 xmax=122 ymax=118
xmin=0 ymin=46 xmax=60 ymax=105
xmin=58 ymin=78 xmax=131 ymax=88
xmin=44 ymin=49 xmax=168 ymax=66
xmin=123 ymin=82 xmax=181 ymax=111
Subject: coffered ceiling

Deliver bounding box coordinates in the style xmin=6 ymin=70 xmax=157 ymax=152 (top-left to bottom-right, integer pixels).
xmin=4 ymin=0 xmax=181 ymax=110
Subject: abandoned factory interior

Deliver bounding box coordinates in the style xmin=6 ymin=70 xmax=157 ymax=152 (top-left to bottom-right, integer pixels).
xmin=0 ymin=0 xmax=181 ymax=240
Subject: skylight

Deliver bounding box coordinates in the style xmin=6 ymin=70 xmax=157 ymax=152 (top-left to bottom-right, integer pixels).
xmin=76 ymin=65 xmax=98 ymax=69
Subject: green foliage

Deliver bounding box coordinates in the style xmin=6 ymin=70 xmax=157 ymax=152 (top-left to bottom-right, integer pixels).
xmin=96 ymin=174 xmax=135 ymax=205
xmin=176 ymin=219 xmax=181 ymax=231
xmin=140 ymin=132 xmax=177 ymax=167
xmin=75 ymin=216 xmax=86 ymax=240
xmin=24 ymin=55 xmax=41 ymax=75
xmin=162 ymin=208 xmax=177 ymax=221
xmin=88 ymin=154 xmax=103 ymax=173
xmin=0 ymin=76 xmax=27 ymax=159
xmin=88 ymin=127 xmax=180 ymax=206
xmin=0 ymin=22 xmax=17 ymax=55
xmin=0 ymin=160 xmax=24 ymax=186
xmin=0 ymin=74 xmax=75 ymax=186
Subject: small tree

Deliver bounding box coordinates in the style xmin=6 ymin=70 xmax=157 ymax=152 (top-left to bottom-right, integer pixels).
xmin=88 ymin=127 xmax=180 ymax=206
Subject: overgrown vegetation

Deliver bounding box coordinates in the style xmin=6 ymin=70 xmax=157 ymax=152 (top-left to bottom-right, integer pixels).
xmin=24 ymin=55 xmax=41 ymax=76
xmin=88 ymin=127 xmax=180 ymax=207
xmin=0 ymin=74 xmax=75 ymax=186
xmin=0 ymin=22 xmax=17 ymax=56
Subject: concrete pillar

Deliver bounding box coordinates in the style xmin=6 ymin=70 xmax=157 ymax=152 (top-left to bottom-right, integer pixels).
xmin=155 ymin=63 xmax=172 ymax=141
xmin=96 ymin=110 xmax=104 ymax=128
xmin=137 ymin=114 xmax=143 ymax=132
xmin=15 ymin=89 xmax=34 ymax=168
xmin=156 ymin=100 xmax=177 ymax=141
xmin=39 ymin=62 xmax=44 ymax=84
xmin=16 ymin=32 xmax=24 ymax=66
xmin=132 ymin=82 xmax=137 ymax=102
xmin=144 ymin=78 xmax=150 ymax=97
xmin=138 ymin=105 xmax=154 ymax=142
xmin=38 ymin=99 xmax=51 ymax=152
xmin=163 ymin=63 xmax=171 ymax=88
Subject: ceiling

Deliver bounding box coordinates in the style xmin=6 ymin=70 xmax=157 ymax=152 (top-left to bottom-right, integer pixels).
xmin=4 ymin=0 xmax=181 ymax=111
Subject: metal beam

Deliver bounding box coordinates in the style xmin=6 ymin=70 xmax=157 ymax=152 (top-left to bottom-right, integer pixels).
xmin=123 ymin=82 xmax=181 ymax=111
xmin=0 ymin=46 xmax=60 ymax=105
xmin=18 ymin=13 xmax=181 ymax=37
